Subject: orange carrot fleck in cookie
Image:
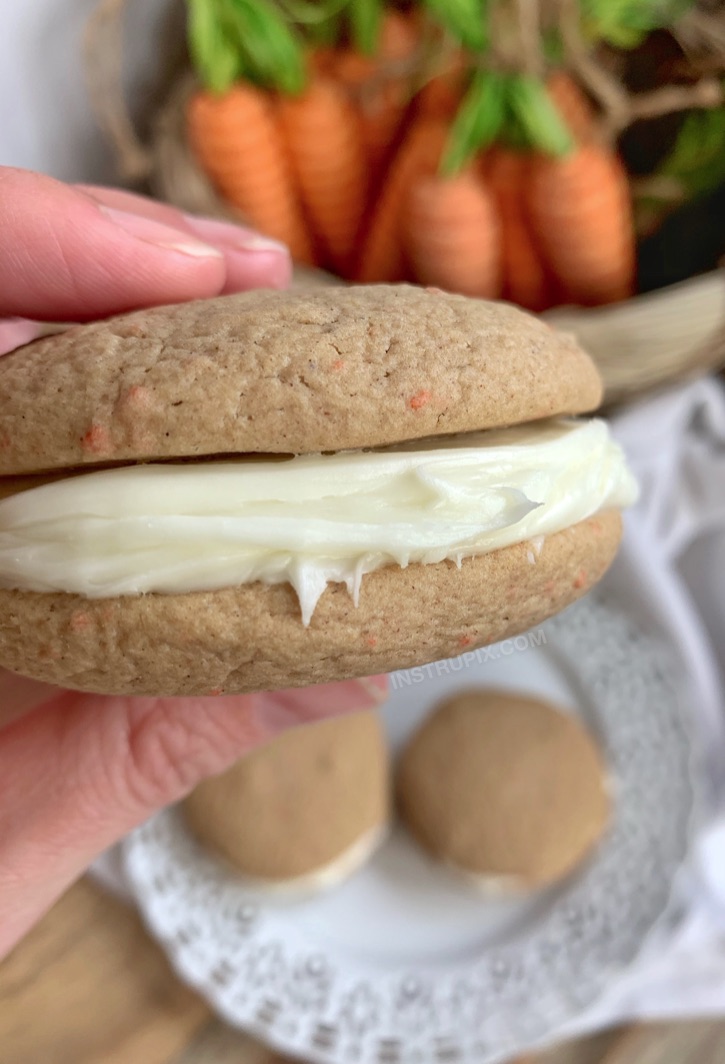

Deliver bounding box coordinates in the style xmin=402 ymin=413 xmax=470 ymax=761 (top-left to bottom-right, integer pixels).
xmin=409 ymin=389 xmax=431 ymax=410
xmin=574 ymin=569 xmax=588 ymax=589
xmin=458 ymin=634 xmax=474 ymax=648
xmin=69 ymin=612 xmax=91 ymax=633
xmin=81 ymin=424 xmax=111 ymax=454
xmin=331 ymin=359 xmax=345 ymax=370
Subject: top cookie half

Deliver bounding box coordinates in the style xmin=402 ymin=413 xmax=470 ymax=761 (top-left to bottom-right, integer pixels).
xmin=0 ymin=284 xmax=602 ymax=475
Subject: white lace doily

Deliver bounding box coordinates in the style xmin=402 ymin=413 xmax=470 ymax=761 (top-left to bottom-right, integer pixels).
xmin=123 ymin=594 xmax=696 ymax=1064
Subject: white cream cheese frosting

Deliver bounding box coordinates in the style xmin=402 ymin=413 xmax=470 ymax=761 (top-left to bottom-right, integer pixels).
xmin=0 ymin=418 xmax=637 ymax=624
xmin=229 ymin=823 xmax=389 ymax=897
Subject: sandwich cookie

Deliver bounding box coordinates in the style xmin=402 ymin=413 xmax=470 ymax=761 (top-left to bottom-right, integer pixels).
xmin=183 ymin=711 xmax=389 ymax=893
xmin=0 ymin=285 xmax=637 ymax=695
xmin=396 ymin=690 xmax=610 ymax=892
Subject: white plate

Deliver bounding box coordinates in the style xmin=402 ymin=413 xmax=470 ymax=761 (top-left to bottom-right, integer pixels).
xmin=123 ymin=593 xmax=696 ymax=1064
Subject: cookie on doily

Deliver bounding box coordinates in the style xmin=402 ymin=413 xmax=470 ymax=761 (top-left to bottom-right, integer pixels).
xmin=183 ymin=710 xmax=390 ymax=894
xmin=396 ymin=689 xmax=610 ymax=892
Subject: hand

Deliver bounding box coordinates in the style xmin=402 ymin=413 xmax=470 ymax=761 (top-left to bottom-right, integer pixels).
xmin=0 ymin=168 xmax=388 ymax=957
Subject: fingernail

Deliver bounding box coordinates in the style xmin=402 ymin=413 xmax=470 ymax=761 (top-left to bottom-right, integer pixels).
xmin=99 ymin=205 xmax=223 ymax=258
xmin=222 ymin=249 xmax=293 ymax=294
xmin=181 ymin=213 xmax=289 ymax=255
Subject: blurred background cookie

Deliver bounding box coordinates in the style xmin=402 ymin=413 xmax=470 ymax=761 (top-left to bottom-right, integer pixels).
xmin=183 ymin=710 xmax=389 ymax=894
xmin=396 ymin=690 xmax=610 ymax=891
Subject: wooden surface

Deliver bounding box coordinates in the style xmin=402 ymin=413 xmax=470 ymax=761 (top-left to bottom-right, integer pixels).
xmin=1 ymin=878 xmax=724 ymax=1064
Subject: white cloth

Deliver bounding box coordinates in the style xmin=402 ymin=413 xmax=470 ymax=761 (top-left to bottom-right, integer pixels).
xmin=559 ymin=377 xmax=725 ymax=1035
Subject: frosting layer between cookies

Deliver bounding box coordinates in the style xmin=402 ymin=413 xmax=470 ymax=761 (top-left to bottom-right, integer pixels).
xmin=0 ymin=418 xmax=637 ymax=624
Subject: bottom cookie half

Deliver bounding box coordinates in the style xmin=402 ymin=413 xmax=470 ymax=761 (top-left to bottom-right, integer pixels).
xmin=0 ymin=511 xmax=621 ymax=696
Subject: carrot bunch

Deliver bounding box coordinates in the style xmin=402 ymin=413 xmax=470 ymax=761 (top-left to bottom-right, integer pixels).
xmin=356 ymin=68 xmax=634 ymax=307
xmin=187 ymin=7 xmax=425 ymax=275
xmin=185 ymin=0 xmax=637 ymax=309
xmin=187 ymin=85 xmax=314 ymax=263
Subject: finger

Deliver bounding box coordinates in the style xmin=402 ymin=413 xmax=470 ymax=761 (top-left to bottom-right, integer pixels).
xmin=77 ymin=185 xmax=292 ymax=294
xmin=74 ymin=184 xmax=205 ymax=227
xmin=0 ymin=676 xmax=387 ymax=956
xmin=0 ymin=669 xmax=62 ymax=728
xmin=0 ymin=169 xmax=286 ymax=322
xmin=0 ymin=167 xmax=231 ymax=320
xmin=254 ymin=675 xmax=390 ymax=734
xmin=0 ymin=175 xmax=292 ymax=354
xmin=0 ymin=319 xmax=44 ymax=358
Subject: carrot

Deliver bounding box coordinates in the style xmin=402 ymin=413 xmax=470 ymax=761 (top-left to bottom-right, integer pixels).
xmin=416 ymin=52 xmax=466 ymax=120
xmin=187 ymin=85 xmax=314 ymax=263
xmin=308 ymin=45 xmax=339 ymax=78
xmin=312 ymin=11 xmax=417 ymax=94
xmin=378 ymin=9 xmax=420 ymax=61
xmin=335 ymin=12 xmax=420 ymax=190
xmin=524 ymin=144 xmax=636 ymax=305
xmin=404 ymin=168 xmax=502 ymax=298
xmin=277 ymin=75 xmax=368 ymax=274
xmin=487 ymin=149 xmax=552 ymax=311
xmin=546 ymin=71 xmax=597 ymax=143
xmin=355 ymin=118 xmax=448 ymax=282
xmin=417 ymin=73 xmax=463 ymax=121
xmin=334 ymin=50 xmax=377 ymax=86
